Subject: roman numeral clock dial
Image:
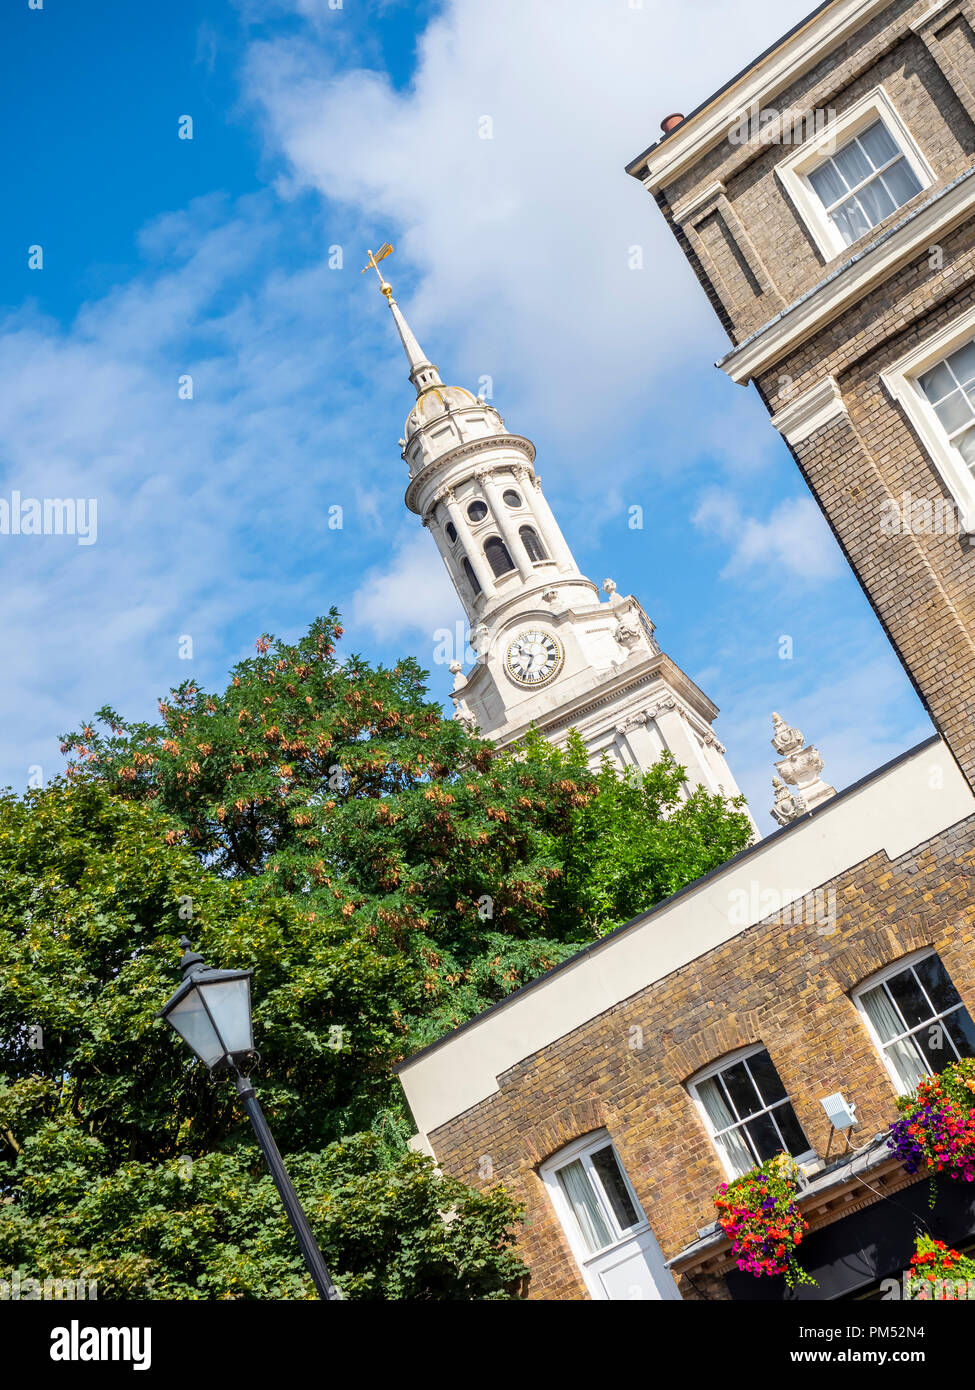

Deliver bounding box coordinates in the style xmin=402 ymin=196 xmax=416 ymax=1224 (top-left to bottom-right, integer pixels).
xmin=504 ymin=629 xmax=564 ymax=687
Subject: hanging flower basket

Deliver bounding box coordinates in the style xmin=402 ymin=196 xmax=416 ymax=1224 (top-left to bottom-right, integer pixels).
xmin=905 ymin=1234 xmax=975 ymax=1299
xmin=713 ymin=1152 xmax=816 ymax=1287
xmin=887 ymin=1058 xmax=975 ymax=1200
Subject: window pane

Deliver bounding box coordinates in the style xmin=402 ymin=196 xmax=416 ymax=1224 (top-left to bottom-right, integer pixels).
xmin=934 ymin=388 xmax=973 ymax=434
xmin=698 ymin=1079 xmax=757 ymax=1175
xmin=834 ymin=137 xmax=873 ymax=188
xmin=721 ymin=1060 xmax=762 ymax=1118
xmin=858 ymin=119 xmax=899 ymax=167
xmin=888 ymin=970 xmax=934 ymax=1029
xmin=590 ymin=1147 xmax=639 ymax=1232
xmin=881 ymin=157 xmax=922 ymax=208
xmin=808 ymin=159 xmax=848 ymax=206
xmin=698 ymin=1077 xmax=735 ymax=1129
xmin=744 ymin=1110 xmax=784 ymax=1164
xmin=484 ymin=537 xmax=515 ymax=577
xmin=861 ymin=985 xmax=904 ymax=1043
xmin=771 ymin=1101 xmax=810 ymax=1158
xmin=886 ymin=1035 xmax=931 ymax=1093
xmin=746 ymin=1049 xmax=787 ymax=1106
xmin=855 ymin=175 xmax=896 ymax=228
xmin=915 ymin=1019 xmax=955 ymax=1071
xmin=958 ymin=426 xmax=975 ymax=469
xmin=467 ymin=500 xmax=488 ymax=522
xmin=831 ymin=196 xmax=871 ymax=246
xmin=556 ymin=1160 xmax=612 ymax=1254
xmin=948 ymin=339 xmax=975 ymax=388
xmin=944 ymin=1007 xmax=975 ymax=1059
xmin=717 ymin=1132 xmax=755 ymax=1177
xmin=919 ymin=361 xmax=957 ymax=402
xmin=914 ymin=955 xmax=963 ymax=1015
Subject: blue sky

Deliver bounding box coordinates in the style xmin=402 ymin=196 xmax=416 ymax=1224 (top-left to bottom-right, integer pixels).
xmin=0 ymin=0 xmax=931 ymax=829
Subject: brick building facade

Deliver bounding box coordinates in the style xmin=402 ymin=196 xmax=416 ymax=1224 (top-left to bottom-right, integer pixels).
xmin=395 ymin=0 xmax=975 ymax=1301
xmin=627 ymin=0 xmax=975 ymax=793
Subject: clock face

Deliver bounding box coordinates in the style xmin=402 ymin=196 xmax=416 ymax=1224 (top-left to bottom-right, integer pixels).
xmin=504 ymin=629 xmax=564 ymax=687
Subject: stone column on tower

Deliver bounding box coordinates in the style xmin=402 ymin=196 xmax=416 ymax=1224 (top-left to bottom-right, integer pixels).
xmin=435 ymin=485 xmax=497 ymax=605
xmin=477 ymin=467 xmax=533 ymax=582
xmin=518 ymin=467 xmax=577 ymax=575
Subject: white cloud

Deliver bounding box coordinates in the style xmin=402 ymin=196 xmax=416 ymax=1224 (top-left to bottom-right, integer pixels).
xmin=692 ymin=490 xmax=844 ymax=582
xmin=351 ymin=528 xmax=463 ymax=647
xmin=243 ymin=0 xmax=819 ymax=451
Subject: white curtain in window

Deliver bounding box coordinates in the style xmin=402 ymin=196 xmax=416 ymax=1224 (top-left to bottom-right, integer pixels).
xmin=698 ymin=1078 xmax=754 ymax=1176
xmin=557 ymin=1161 xmax=611 ymax=1254
xmin=861 ymin=985 xmax=929 ymax=1092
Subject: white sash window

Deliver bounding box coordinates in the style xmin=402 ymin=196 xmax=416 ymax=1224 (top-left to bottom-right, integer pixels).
xmin=854 ymin=948 xmax=975 ymax=1094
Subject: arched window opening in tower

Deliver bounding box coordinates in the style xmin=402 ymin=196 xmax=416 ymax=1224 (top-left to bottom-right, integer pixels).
xmin=467 ymin=500 xmax=488 ymax=523
xmin=444 ymin=520 xmax=457 ymax=544
xmin=484 ymin=536 xmax=516 ymax=578
xmin=502 ymin=489 xmax=522 ymax=508
xmin=519 ymin=525 xmax=548 ymax=563
xmin=461 ymin=556 xmax=481 ymax=597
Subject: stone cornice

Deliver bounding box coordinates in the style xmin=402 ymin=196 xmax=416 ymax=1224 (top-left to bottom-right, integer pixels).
xmin=626 ymin=0 xmax=894 ymax=193
xmin=495 ymin=651 xmax=720 ymax=747
xmin=405 ymin=435 xmax=537 ymax=515
xmin=771 ymin=375 xmax=848 ymax=443
xmin=671 ymin=180 xmax=726 ymax=225
xmin=459 ymin=581 xmax=601 ymax=650
xmin=719 ymin=168 xmax=975 ymax=384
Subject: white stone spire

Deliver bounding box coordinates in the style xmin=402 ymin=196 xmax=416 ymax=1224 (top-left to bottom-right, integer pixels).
xmin=362 ymin=244 xmax=444 ymax=394
xmin=385 ymin=292 xmax=444 ymax=394
xmin=362 ymin=245 xmax=757 ymax=832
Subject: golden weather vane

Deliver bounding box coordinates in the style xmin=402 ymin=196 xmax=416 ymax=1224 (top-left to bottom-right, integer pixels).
xmin=361 ymin=243 xmax=394 ymax=296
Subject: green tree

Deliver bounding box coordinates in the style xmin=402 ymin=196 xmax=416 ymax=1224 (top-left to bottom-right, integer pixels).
xmin=0 ymin=782 xmax=525 ymax=1298
xmin=552 ymin=745 xmax=754 ymax=936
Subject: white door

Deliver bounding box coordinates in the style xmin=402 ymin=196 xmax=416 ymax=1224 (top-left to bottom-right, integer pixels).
xmin=541 ymin=1132 xmax=681 ymax=1301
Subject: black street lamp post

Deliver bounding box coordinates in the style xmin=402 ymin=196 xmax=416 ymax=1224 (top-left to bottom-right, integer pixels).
xmin=158 ymin=937 xmax=341 ymax=1301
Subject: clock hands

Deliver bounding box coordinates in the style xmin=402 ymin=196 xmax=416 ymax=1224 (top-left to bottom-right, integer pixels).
xmin=505 ymin=629 xmax=562 ymax=686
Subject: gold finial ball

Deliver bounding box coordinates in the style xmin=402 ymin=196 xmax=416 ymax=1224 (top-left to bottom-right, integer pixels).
xmin=380 ymin=282 xmax=393 ymax=298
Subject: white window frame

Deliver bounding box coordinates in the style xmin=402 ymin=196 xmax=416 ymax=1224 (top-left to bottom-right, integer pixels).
xmin=881 ymin=303 xmax=975 ymax=534
xmin=688 ymin=1043 xmax=816 ymax=1181
xmin=776 ymin=85 xmax=934 ymax=262
xmin=853 ymin=946 xmax=975 ymax=1095
xmin=540 ymin=1130 xmax=649 ymax=1267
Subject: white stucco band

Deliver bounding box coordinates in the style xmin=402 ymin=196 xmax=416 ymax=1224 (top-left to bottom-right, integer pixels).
xmin=397 ymin=737 xmax=974 ymax=1140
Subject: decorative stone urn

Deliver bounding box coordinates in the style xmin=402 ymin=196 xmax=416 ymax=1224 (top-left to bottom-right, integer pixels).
xmin=769 ymin=712 xmax=836 ymax=822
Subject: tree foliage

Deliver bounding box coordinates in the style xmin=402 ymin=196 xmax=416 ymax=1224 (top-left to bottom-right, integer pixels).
xmin=60 ymin=611 xmax=752 ymax=1034
xmin=0 ymin=783 xmax=525 ymax=1298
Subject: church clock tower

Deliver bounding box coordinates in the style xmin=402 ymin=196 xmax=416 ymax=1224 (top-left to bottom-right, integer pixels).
xmin=365 ymin=249 xmax=753 ymax=819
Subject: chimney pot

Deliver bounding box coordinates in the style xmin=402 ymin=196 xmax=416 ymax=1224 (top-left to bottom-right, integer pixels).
xmin=660 ymin=113 xmax=685 ymax=134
